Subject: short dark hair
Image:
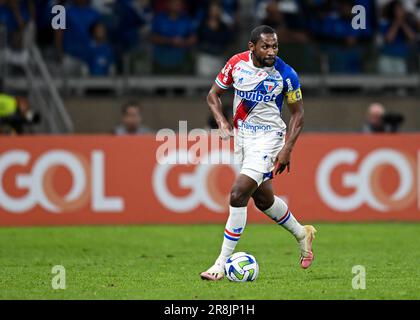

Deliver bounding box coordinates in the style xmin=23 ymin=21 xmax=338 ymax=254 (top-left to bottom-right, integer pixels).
xmin=250 ymin=25 xmax=276 ymax=44
xmin=121 ymin=101 xmax=141 ymax=114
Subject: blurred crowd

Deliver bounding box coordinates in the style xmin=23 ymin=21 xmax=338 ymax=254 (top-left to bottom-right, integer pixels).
xmin=0 ymin=0 xmax=239 ymax=77
xmin=256 ymin=0 xmax=420 ymax=74
xmin=0 ymin=0 xmax=418 ymax=77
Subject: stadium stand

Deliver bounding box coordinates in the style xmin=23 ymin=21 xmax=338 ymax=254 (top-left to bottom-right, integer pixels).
xmin=0 ymin=0 xmax=419 ymax=134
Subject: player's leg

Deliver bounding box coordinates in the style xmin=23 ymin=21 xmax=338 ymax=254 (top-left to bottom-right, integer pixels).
xmin=200 ymin=174 xmax=258 ymax=281
xmin=251 ymin=180 xmax=317 ymax=269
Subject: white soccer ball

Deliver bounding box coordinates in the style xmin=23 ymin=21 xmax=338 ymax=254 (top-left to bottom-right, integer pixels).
xmin=224 ymin=252 xmax=259 ymax=282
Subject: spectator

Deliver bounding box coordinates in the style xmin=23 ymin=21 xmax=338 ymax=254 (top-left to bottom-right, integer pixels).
xmin=0 ymin=0 xmax=31 ymax=73
xmin=152 ymin=0 xmax=169 ymax=13
xmin=320 ymin=0 xmax=364 ymax=73
xmin=185 ymin=0 xmax=209 ymax=29
xmin=0 ymin=0 xmax=30 ymax=35
xmin=5 ymin=30 xmax=29 ymax=74
xmin=300 ymin=0 xmax=330 ymax=38
xmin=55 ymin=0 xmax=100 ymax=69
xmin=87 ymin=22 xmax=115 ymax=76
xmin=377 ymin=0 xmax=418 ymax=75
xmin=91 ymin=0 xmax=115 ymax=15
xmin=363 ymin=102 xmax=405 ymax=133
xmin=363 ymin=103 xmax=386 ymax=133
xmin=34 ymin=0 xmax=59 ymax=47
xmin=196 ymin=1 xmax=233 ymax=77
xmin=113 ymin=0 xmax=153 ymax=53
xmin=91 ymin=0 xmax=117 ymax=47
xmin=220 ymin=0 xmax=240 ymax=28
xmin=114 ymin=101 xmax=152 ymax=135
xmin=260 ymin=1 xmax=283 ymax=30
xmin=150 ymin=0 xmax=197 ymax=74
xmin=185 ymin=0 xmax=240 ymax=29
xmin=320 ymin=1 xmax=360 ymax=42
xmin=259 ymin=0 xmax=309 ymax=43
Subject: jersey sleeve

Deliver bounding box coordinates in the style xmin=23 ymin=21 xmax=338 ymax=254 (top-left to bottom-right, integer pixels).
xmin=282 ymin=65 xmax=302 ymax=104
xmin=215 ymin=57 xmax=236 ymax=90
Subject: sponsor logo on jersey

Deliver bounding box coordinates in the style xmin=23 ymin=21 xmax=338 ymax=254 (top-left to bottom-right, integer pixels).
xmin=237 ymin=120 xmax=272 ymax=133
xmin=222 ymin=63 xmax=233 ymax=83
xmin=267 ymin=74 xmax=281 ymax=81
xmin=236 ymin=90 xmax=277 ymax=103
xmin=239 ymin=68 xmax=253 ymax=76
xmin=286 ymin=78 xmax=293 ymax=91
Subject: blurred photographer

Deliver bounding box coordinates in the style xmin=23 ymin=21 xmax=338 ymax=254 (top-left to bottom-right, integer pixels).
xmin=0 ymin=81 xmax=41 ymax=135
xmin=363 ymin=102 xmax=405 ymax=133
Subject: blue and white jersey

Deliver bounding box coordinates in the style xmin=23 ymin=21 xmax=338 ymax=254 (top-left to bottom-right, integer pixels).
xmin=215 ymin=51 xmax=302 ymax=136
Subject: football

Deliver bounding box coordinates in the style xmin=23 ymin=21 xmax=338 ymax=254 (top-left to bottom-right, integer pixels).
xmin=225 ymin=252 xmax=259 ymax=282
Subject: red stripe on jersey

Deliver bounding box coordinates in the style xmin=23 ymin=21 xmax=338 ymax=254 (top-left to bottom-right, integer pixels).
xmin=233 ymin=99 xmax=249 ymax=128
xmin=216 ymin=51 xmax=250 ymax=89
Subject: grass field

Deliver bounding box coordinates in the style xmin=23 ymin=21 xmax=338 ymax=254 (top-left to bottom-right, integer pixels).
xmin=0 ymin=223 xmax=419 ymax=300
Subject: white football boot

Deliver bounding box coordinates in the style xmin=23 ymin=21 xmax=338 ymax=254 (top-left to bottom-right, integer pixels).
xmin=298 ymin=225 xmax=317 ymax=269
xmin=200 ymin=263 xmax=225 ymax=281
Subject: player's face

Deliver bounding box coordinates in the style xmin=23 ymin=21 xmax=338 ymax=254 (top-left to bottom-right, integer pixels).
xmin=250 ymin=33 xmax=278 ymax=67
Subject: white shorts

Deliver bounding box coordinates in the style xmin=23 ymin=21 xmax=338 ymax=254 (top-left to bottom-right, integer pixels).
xmin=234 ymin=130 xmax=285 ymax=186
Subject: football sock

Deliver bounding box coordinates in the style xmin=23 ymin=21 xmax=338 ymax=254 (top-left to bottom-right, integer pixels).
xmin=263 ymin=196 xmax=305 ymax=240
xmin=215 ymin=206 xmax=247 ymax=267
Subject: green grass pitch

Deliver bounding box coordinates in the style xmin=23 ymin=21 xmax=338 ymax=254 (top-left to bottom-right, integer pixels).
xmin=0 ymin=223 xmax=419 ymax=299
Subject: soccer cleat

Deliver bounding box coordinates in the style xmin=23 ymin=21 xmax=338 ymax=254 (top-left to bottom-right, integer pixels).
xmin=200 ymin=264 xmax=225 ymax=281
xmin=298 ymin=225 xmax=317 ymax=269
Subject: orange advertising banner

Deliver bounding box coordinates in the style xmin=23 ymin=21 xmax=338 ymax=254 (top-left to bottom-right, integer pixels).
xmin=0 ymin=134 xmax=419 ymax=226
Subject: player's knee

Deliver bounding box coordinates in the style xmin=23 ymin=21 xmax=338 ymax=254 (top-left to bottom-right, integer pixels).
xmin=229 ymin=188 xmax=249 ymax=207
xmin=253 ymin=195 xmax=273 ymax=212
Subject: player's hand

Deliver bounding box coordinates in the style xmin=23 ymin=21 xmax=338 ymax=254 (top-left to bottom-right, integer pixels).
xmin=274 ymin=149 xmax=291 ymax=175
xmin=218 ymin=121 xmax=233 ymax=140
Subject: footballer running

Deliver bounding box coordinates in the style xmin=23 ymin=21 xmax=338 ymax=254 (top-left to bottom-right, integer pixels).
xmin=201 ymin=25 xmax=317 ymax=281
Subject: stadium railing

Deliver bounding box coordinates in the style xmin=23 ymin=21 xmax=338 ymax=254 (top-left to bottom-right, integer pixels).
xmin=4 ymin=73 xmax=420 ymax=96
xmin=3 ymin=23 xmax=74 ymax=133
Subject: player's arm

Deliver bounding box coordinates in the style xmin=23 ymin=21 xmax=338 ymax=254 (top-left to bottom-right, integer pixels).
xmin=286 ymin=99 xmax=304 ymax=151
xmin=274 ymin=75 xmax=304 ymax=175
xmin=207 ymin=84 xmax=233 ymax=140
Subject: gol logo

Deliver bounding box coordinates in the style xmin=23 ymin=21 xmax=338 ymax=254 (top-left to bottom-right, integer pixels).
xmin=316 ymin=148 xmax=418 ymax=212
xmin=153 ymin=149 xmax=240 ymax=212
xmin=0 ymin=150 xmax=124 ymax=213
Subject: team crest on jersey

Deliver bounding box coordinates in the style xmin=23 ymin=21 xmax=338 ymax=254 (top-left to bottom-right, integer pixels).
xmin=264 ymin=81 xmax=275 ymax=93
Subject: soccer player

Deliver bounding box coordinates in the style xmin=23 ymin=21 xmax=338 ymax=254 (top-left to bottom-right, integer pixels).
xmin=200 ymin=25 xmax=317 ymax=281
